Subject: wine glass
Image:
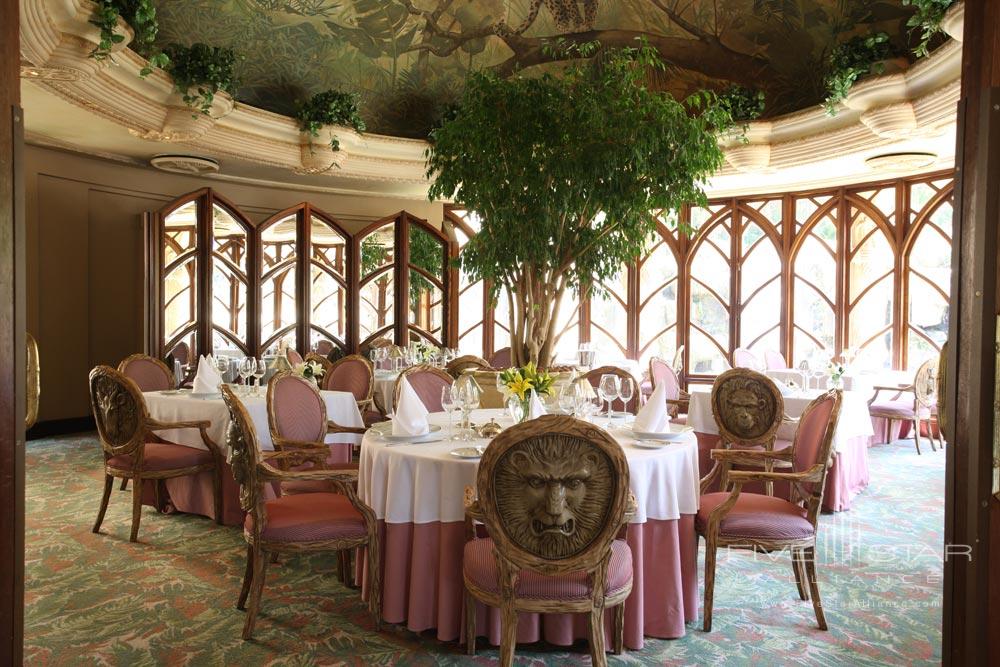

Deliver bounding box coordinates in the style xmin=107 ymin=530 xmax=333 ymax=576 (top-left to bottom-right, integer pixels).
xmin=598 ymin=374 xmax=620 ymax=426
xmin=238 ymin=357 xmax=255 ymax=395
xmin=214 ymin=356 xmax=230 ymax=382
xmin=369 ymin=348 xmax=379 ymax=369
xmin=253 ymin=358 xmax=267 ymax=396
xmin=618 ymin=378 xmax=635 ymax=418
xmin=558 ymin=382 xmax=577 ymax=414
xmin=441 ymin=385 xmax=458 ymax=439
xmin=458 ymin=380 xmax=481 ymax=441
xmin=506 ymin=395 xmax=525 ymax=423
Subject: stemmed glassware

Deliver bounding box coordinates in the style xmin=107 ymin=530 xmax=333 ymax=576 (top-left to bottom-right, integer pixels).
xmin=558 ymin=382 xmax=577 ymax=415
xmin=214 ymin=356 xmax=230 ymax=383
xmin=253 ymin=358 xmax=267 ymax=396
xmin=598 ymin=373 xmax=620 ymax=426
xmin=238 ymin=357 xmax=256 ymax=395
xmin=455 ymin=379 xmax=481 ymax=441
xmin=441 ymin=385 xmax=459 ymax=439
xmin=618 ymin=378 xmax=634 ymax=417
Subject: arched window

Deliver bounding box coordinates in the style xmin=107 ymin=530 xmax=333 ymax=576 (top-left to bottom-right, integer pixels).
xmin=846 ymin=193 xmax=897 ymax=370
xmin=687 ymin=204 xmax=734 ymax=376
xmin=258 ymin=208 xmax=299 ymax=353
xmin=737 ymin=201 xmax=783 ymax=355
xmin=636 ymin=219 xmax=681 ymax=367
xmin=357 ymin=215 xmax=397 ymax=350
xmin=791 ymin=197 xmax=838 ymax=365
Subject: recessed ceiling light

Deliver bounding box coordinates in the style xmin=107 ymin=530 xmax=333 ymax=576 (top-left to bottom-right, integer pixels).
xmin=150 ymin=154 xmax=220 ymax=175
xmin=865 ymin=151 xmax=938 ymax=171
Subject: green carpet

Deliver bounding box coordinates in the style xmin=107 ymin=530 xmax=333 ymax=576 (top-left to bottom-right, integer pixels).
xmin=24 ymin=434 xmax=942 ymax=666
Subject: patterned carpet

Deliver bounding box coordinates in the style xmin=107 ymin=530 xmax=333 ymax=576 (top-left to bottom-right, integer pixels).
xmin=24 ymin=434 xmax=943 ymax=666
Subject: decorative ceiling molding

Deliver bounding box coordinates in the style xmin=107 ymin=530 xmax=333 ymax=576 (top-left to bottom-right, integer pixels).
xmin=20 ymin=0 xmax=962 ymax=198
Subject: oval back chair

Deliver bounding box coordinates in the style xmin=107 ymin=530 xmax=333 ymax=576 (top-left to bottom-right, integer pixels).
xmin=394 ymin=364 xmax=453 ymax=413
xmin=223 ymin=385 xmax=381 ymax=639
xmin=324 ymin=354 xmax=379 ymax=425
xmin=732 ymin=348 xmax=764 ymax=371
xmin=26 ymin=333 xmax=40 ymax=430
xmin=763 ymin=350 xmax=787 ymax=370
xmin=304 ymin=352 xmax=334 ymax=378
xmin=489 ymin=347 xmax=512 ymax=370
xmin=118 ymin=353 xmax=175 ymax=391
xmin=868 ymin=357 xmax=940 ymax=454
xmin=463 ymin=415 xmax=634 ymax=665
xmin=446 ymin=354 xmax=493 ymax=378
xmin=315 ymin=339 xmax=335 ymax=356
xmin=89 ymin=365 xmax=221 ymax=542
xmin=285 ymin=347 xmax=304 ymax=367
xmin=649 ymin=356 xmax=686 ymax=419
xmin=584 ymin=366 xmax=640 ymax=415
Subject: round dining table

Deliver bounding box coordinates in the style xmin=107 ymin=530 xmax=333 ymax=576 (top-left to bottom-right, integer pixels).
xmin=357 ymin=409 xmax=701 ymax=650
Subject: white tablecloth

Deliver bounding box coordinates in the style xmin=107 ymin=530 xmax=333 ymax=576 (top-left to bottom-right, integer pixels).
xmin=144 ymin=389 xmax=364 ymax=451
xmin=359 ymin=409 xmax=700 ymax=525
xmin=685 ymin=386 xmax=874 ymax=452
xmin=373 ymin=370 xmax=398 ymax=414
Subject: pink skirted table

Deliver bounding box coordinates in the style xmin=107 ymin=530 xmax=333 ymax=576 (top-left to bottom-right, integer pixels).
xmin=142 ymin=389 xmax=363 ymax=525
xmin=686 ymin=386 xmax=873 ymax=512
xmin=357 ymin=409 xmax=701 ymax=650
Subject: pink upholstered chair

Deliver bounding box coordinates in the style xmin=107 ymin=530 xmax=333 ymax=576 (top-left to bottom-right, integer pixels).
xmin=118 ymin=353 xmax=175 ymax=392
xmin=89 ymin=366 xmax=223 ymax=542
xmin=394 ymin=364 xmax=453 ymax=413
xmin=648 ymin=356 xmax=688 ymax=422
xmin=169 ymin=341 xmax=190 ymax=366
xmin=222 ymin=385 xmax=381 ymax=639
xmin=462 ymin=415 xmax=636 ymax=665
xmin=584 ymin=366 xmax=640 ymax=415
xmin=285 ymin=347 xmax=304 ymax=366
xmin=764 ymin=350 xmax=788 ymax=370
xmin=324 ymin=354 xmax=382 ymax=426
xmin=315 ymin=339 xmax=335 ymax=356
xmin=868 ymin=358 xmax=941 ymax=453
xmin=697 ymin=390 xmax=843 ymax=632
xmin=489 ymin=346 xmax=512 ymax=370
xmin=732 ymin=347 xmax=764 ymax=371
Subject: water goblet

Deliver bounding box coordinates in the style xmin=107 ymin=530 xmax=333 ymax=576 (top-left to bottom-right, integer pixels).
xmin=441 ymin=385 xmax=458 ymax=439
xmin=506 ymin=395 xmax=525 ymax=423
xmin=558 ymin=382 xmax=576 ymax=414
xmin=253 ymin=358 xmax=267 ymax=396
xmin=598 ymin=374 xmax=620 ymax=426
xmin=618 ymin=378 xmax=635 ymax=416
xmin=238 ymin=358 xmax=255 ymax=395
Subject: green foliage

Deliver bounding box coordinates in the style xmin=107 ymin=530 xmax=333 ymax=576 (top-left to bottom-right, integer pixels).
xmin=718 ymin=85 xmax=766 ymax=122
xmin=426 ymin=40 xmax=731 ymax=364
xmin=164 ymin=43 xmax=240 ymax=116
xmin=360 ymin=237 xmax=389 ymax=277
xmin=823 ymin=32 xmax=893 ymax=116
xmin=902 ymin=0 xmax=955 ymax=58
xmin=296 ymin=90 xmax=366 ymax=152
xmin=360 ymin=230 xmax=443 ymax=307
xmin=89 ymin=0 xmax=169 ymax=77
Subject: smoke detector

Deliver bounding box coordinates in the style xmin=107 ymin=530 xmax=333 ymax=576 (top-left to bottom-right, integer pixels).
xmin=150 ymin=154 xmax=220 ymax=175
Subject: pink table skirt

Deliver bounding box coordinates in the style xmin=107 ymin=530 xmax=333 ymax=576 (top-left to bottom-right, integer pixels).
xmin=870 ymin=416 xmax=941 ymax=445
xmin=357 ymin=516 xmax=698 ymax=651
xmin=139 ymin=442 xmax=354 ymax=526
xmin=695 ymin=432 xmax=870 ymax=512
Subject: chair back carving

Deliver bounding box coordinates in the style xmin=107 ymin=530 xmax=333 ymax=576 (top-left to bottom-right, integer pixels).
xmin=763 ymin=350 xmax=787 ymax=370
xmin=267 ymin=371 xmax=328 ymax=444
xmin=648 ymin=357 xmax=680 ymax=401
xmin=394 ymin=364 xmax=453 ymax=412
xmin=584 ymin=366 xmax=640 ymax=414
xmin=88 ymin=366 xmax=148 ymax=459
xmin=489 ymin=347 xmax=512 ymax=370
xmin=118 ymin=353 xmax=175 ymax=391
xmin=324 ymin=354 xmax=374 ymax=403
xmin=446 ymin=354 xmax=493 ymax=378
xmin=221 ymin=385 xmax=264 ymax=515
xmin=710 ymin=369 xmax=784 ymax=447
xmin=732 ymin=348 xmax=764 ymax=371
xmin=285 ymin=347 xmax=304 ymax=366
xmin=26 ymin=333 xmax=40 ymax=430
xmin=790 ymin=390 xmax=842 ymax=514
xmin=913 ymin=358 xmax=937 ymax=410
xmin=476 ymin=415 xmax=630 ymax=576
xmin=305 ymin=352 xmax=334 ymax=378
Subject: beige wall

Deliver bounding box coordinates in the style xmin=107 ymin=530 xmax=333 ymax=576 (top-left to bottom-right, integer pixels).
xmin=24 ymin=144 xmax=443 ymax=422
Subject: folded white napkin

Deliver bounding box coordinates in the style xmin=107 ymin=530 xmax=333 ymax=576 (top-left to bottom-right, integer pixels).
xmin=393 ymin=377 xmax=430 ymax=436
xmin=777 ymin=381 xmax=794 ymax=396
xmin=633 ymin=382 xmax=670 ymax=433
xmin=192 ymin=355 xmax=223 ymax=395
xmin=527 ymin=389 xmax=547 ymax=420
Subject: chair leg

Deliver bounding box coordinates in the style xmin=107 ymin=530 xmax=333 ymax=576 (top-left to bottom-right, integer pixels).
xmin=703 ymin=536 xmax=717 ymax=632
xmin=119 ymin=478 xmax=128 ymax=491
xmin=242 ymin=547 xmax=270 ymax=640
xmin=926 ymin=418 xmax=937 ymax=452
xmin=129 ymin=475 xmax=143 ymax=543
xmin=366 ymin=543 xmax=382 ymax=631
xmin=588 ymin=605 xmax=608 ymax=667
xmin=912 ymin=418 xmax=922 ymax=455
xmin=792 ymin=547 xmax=809 ymax=601
xmin=92 ymin=474 xmax=114 ymax=534
xmin=885 ymin=418 xmax=893 ymax=444
xmin=612 ymin=603 xmax=625 ymax=655
xmin=237 ymin=544 xmax=254 ymax=610
xmin=464 ymin=589 xmax=477 ymax=656
xmin=499 ymin=600 xmax=518 ymax=667
xmin=804 ymin=546 xmax=827 ymax=630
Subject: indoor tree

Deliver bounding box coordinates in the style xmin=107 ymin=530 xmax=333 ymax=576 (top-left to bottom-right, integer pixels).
xmin=427 ymin=40 xmax=732 ymax=367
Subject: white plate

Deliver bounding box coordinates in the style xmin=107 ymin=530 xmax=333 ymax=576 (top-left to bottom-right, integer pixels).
xmin=632 ymin=439 xmax=683 ymax=449
xmin=450 ymin=446 xmax=484 ymax=459
xmin=159 ymin=390 xmax=182 ymax=395
xmin=629 ymin=424 xmax=693 ymax=441
xmin=378 ymin=424 xmax=443 ymax=443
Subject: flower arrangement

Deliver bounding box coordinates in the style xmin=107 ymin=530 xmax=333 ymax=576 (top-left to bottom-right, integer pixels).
xmin=498 ymin=362 xmax=555 ymax=401
xmin=828 ymin=361 xmax=846 ymax=386
xmin=409 ymin=340 xmax=437 ymax=364
xmin=295 ymin=360 xmax=326 ymax=384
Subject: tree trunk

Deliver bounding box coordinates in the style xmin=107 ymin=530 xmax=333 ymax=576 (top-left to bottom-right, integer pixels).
xmin=509 ymin=269 xmax=565 ymax=369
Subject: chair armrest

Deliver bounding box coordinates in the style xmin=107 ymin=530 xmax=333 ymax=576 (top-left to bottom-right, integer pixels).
xmin=782 ymin=414 xmax=799 ymax=425
xmin=709 ymin=448 xmax=792 ymax=463
xmin=258 ymin=460 xmax=359 ymax=484
xmin=868 ymin=384 xmax=914 ymax=406
xmin=328 ymin=420 xmax=367 ymax=435
xmin=726 ymin=464 xmax=824 ymax=485
xmin=147 ymin=418 xmax=212 ymax=431
xmin=356 ymin=398 xmax=374 ymax=412
xmin=623 ymin=491 xmax=638 ymax=523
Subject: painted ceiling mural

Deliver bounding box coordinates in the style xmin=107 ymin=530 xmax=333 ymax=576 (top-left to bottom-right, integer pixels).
xmin=151 ymin=0 xmax=919 ymax=139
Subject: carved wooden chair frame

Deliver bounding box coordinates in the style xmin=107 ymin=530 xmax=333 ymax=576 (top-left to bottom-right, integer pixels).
xmin=462 ymin=415 xmax=636 ymax=666
xmin=89 ymin=365 xmax=223 ymax=542
xmin=446 ymin=354 xmax=493 ymax=378
xmin=867 ymin=357 xmax=942 ymax=454
xmin=323 ymin=353 xmax=376 ymax=415
xmin=25 ymin=333 xmax=40 ymax=430
xmin=222 ymin=385 xmax=382 ymax=639
xmin=584 ymin=365 xmax=641 ymax=415
xmin=392 ymin=363 xmax=454 ymax=410
xmin=697 ymin=389 xmax=842 ymax=632
xmin=304 ymin=352 xmax=334 ymax=378
xmin=117 ymin=352 xmax=177 ymax=390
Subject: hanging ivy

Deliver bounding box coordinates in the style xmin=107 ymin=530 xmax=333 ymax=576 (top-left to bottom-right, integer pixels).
xmin=296 ymin=90 xmax=367 ymax=152
xmin=89 ymin=0 xmax=168 ymax=77
xmin=902 ymin=0 xmax=956 ymax=58
xmin=718 ymin=84 xmax=766 ymax=122
xmin=823 ymin=33 xmax=894 ymax=116
xmin=163 ymin=43 xmax=240 ymax=116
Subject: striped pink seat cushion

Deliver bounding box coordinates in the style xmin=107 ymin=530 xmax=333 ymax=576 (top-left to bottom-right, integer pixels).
xmin=696 ymin=492 xmax=813 ymax=540
xmin=246 ymin=493 xmax=367 ymax=543
xmin=281 ymin=463 xmax=359 ymax=495
xmin=463 ymin=538 xmax=633 ymax=601
xmin=107 ymin=443 xmax=213 ymax=471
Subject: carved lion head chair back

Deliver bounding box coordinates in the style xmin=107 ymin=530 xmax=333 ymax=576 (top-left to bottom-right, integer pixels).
xmin=476 ymin=415 xmax=629 ymax=576
xmin=88 ymin=366 xmax=147 ymax=459
xmin=221 ymin=385 xmax=263 ymax=514
xmin=913 ymin=358 xmax=937 ymax=409
xmin=710 ymin=368 xmax=784 ymax=447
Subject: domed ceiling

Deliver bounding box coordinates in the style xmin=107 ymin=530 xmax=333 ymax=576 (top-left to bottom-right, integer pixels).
xmin=152 ymin=1 xmax=922 ymax=139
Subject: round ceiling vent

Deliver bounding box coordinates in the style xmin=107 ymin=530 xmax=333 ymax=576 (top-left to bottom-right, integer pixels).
xmin=864 ymin=151 xmax=937 ymax=171
xmin=150 ymin=154 xmax=220 ymax=176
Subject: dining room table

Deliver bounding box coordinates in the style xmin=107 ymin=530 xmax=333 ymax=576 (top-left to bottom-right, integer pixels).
xmin=356 ymin=408 xmax=701 ymax=650
xmin=142 ymin=386 xmax=365 ymax=525
xmin=685 ymin=385 xmax=874 ymax=511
